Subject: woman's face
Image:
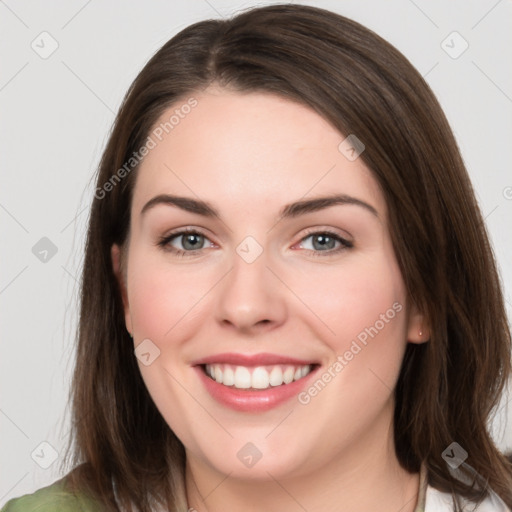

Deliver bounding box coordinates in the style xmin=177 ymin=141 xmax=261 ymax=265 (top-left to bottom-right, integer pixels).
xmin=112 ymin=87 xmax=426 ymax=481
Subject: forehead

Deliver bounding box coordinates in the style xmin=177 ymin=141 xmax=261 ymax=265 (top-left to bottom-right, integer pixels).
xmin=131 ymin=88 xmax=385 ymax=221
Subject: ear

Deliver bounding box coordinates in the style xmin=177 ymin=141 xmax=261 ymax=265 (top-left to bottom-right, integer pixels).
xmin=406 ymin=302 xmax=430 ymax=344
xmin=111 ymin=243 xmax=132 ymax=335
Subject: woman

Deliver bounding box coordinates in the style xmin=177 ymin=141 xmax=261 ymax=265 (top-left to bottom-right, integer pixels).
xmin=2 ymin=3 xmax=511 ymax=511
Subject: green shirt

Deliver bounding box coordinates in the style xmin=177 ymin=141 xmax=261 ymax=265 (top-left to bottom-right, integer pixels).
xmin=1 ymin=475 xmax=102 ymax=512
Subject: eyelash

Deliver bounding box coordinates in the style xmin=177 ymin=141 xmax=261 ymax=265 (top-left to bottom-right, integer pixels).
xmin=156 ymin=227 xmax=353 ymax=258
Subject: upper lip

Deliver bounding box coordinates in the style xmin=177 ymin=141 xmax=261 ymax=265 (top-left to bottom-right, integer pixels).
xmin=191 ymin=352 xmax=319 ymax=367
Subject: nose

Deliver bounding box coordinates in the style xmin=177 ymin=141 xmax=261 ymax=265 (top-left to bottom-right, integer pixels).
xmin=214 ymin=243 xmax=287 ymax=335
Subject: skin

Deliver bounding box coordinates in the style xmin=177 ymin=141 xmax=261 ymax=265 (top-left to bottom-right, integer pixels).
xmin=112 ymin=86 xmax=430 ymax=512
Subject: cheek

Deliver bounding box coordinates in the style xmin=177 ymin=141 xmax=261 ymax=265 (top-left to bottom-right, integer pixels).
xmin=286 ymin=255 xmax=408 ymax=456
xmin=289 ymin=251 xmax=409 ymax=419
xmin=125 ymin=249 xmax=213 ymax=442
xmin=127 ymin=248 xmax=213 ymax=341
xmin=295 ymin=253 xmax=407 ymax=348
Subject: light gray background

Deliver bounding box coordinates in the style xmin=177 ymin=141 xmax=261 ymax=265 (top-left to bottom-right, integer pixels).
xmin=1 ymin=0 xmax=511 ymax=504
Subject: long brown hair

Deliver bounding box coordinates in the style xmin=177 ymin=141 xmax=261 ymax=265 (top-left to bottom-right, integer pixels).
xmin=61 ymin=4 xmax=512 ymax=511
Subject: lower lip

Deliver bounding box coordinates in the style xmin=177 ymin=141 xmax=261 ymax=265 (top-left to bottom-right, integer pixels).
xmin=194 ymin=365 xmax=319 ymax=412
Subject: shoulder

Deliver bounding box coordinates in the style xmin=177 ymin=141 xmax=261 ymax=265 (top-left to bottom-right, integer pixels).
xmin=0 ymin=473 xmax=102 ymax=512
xmin=425 ymin=484 xmax=511 ymax=512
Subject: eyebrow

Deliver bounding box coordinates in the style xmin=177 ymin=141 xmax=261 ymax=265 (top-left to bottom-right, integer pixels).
xmin=140 ymin=193 xmax=379 ymax=220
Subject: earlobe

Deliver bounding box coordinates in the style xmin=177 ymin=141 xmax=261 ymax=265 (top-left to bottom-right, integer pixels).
xmin=111 ymin=244 xmax=132 ymax=335
xmin=406 ymin=304 xmax=430 ymax=344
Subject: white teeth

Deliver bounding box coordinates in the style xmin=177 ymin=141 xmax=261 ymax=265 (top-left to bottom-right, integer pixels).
xmin=283 ymin=366 xmax=295 ymax=384
xmin=269 ymin=366 xmax=283 ymax=386
xmin=251 ymin=367 xmax=269 ymax=389
xmin=234 ymin=366 xmax=251 ymax=388
xmin=204 ymin=363 xmax=313 ymax=390
xmin=223 ymin=366 xmax=235 ymax=386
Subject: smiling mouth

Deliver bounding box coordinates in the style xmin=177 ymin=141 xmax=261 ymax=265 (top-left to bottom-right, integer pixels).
xmin=202 ymin=363 xmax=318 ymax=390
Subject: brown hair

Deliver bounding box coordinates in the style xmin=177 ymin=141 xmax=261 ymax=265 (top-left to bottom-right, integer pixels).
xmin=61 ymin=4 xmax=512 ymax=511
